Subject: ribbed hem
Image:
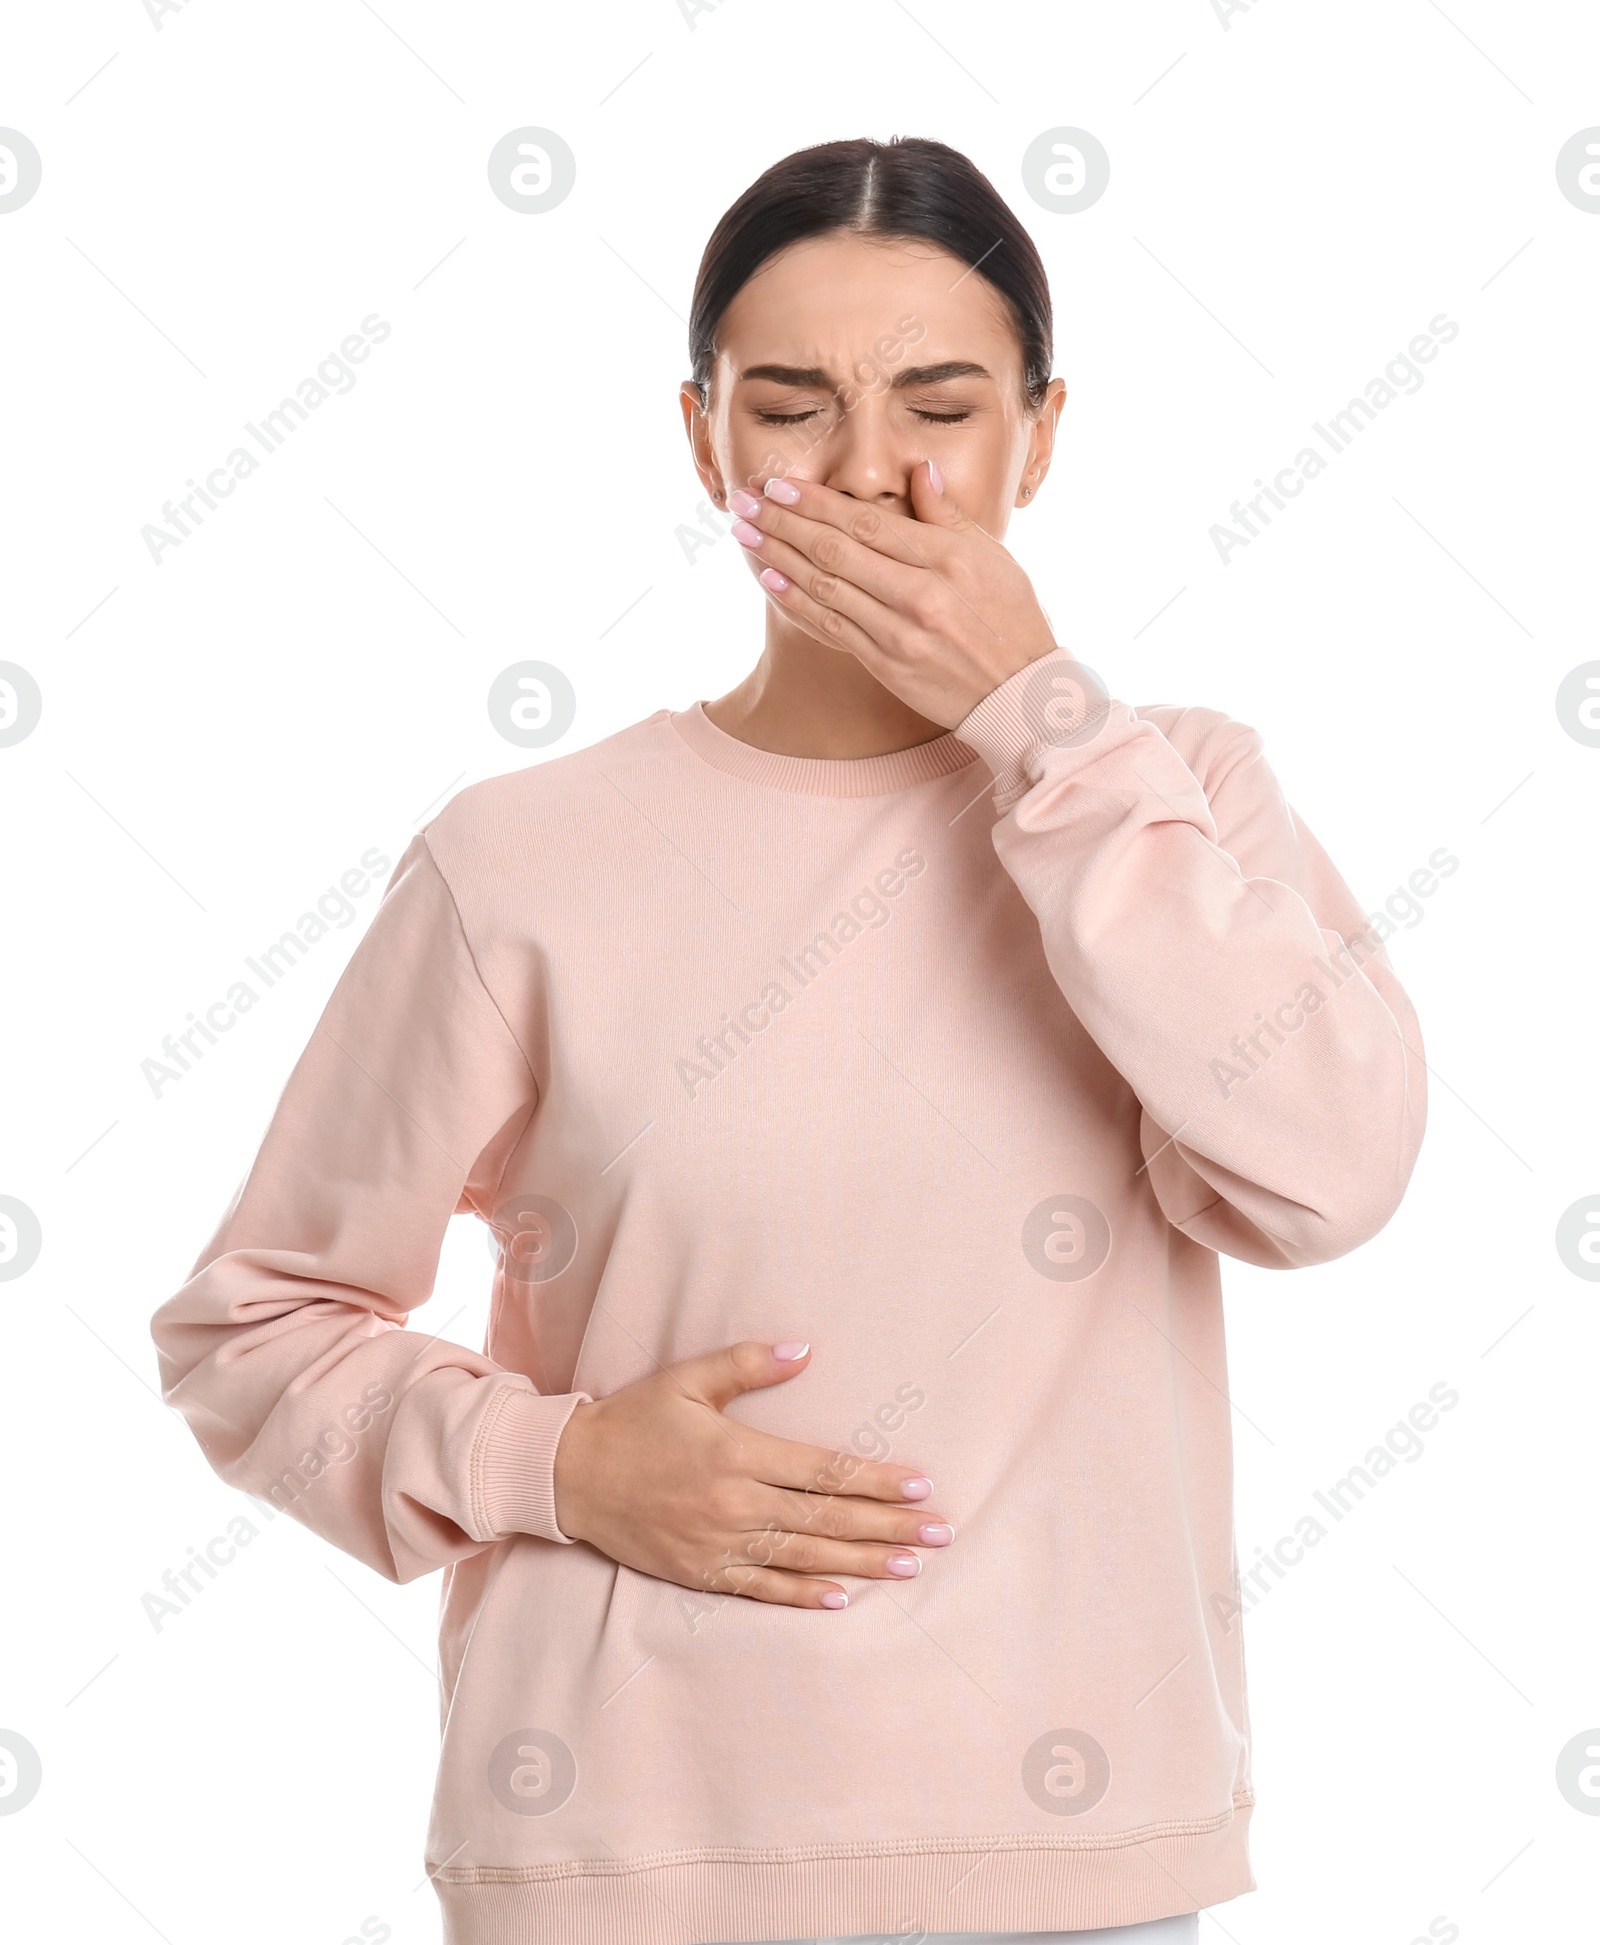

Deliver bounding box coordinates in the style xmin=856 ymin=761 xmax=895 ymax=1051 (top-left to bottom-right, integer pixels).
xmin=474 ymin=1385 xmax=593 ymax=1544
xmin=954 ymin=649 xmax=1119 ymax=811
xmin=669 ymin=701 xmax=980 ymax=797
xmin=431 ymin=1800 xmax=1254 ymax=1943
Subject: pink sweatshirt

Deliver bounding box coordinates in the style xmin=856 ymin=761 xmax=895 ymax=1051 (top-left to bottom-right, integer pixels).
xmin=152 ymin=649 xmax=1425 ymax=1945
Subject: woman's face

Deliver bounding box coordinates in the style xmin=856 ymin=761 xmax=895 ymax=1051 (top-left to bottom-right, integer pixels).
xmin=682 ymin=231 xmax=1064 ymax=541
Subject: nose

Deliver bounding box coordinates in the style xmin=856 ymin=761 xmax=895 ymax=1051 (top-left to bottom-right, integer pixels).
xmin=818 ymin=391 xmax=912 ymax=508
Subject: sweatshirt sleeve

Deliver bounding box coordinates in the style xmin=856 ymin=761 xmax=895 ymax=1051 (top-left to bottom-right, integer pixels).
xmin=150 ymin=831 xmax=593 ymax=1582
xmin=954 ymin=649 xmax=1427 ymax=1269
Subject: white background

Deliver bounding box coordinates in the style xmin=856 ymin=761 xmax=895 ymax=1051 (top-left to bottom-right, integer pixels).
xmin=2 ymin=2 xmax=1596 ymax=1941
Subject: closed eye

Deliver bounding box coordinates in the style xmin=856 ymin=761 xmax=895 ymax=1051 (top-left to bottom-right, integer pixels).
xmin=759 ymin=405 xmax=971 ymax=426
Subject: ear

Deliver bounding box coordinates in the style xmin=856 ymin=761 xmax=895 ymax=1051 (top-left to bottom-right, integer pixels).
xmin=1015 ymin=376 xmax=1067 ymax=507
xmin=680 ymin=381 xmax=726 ymax=510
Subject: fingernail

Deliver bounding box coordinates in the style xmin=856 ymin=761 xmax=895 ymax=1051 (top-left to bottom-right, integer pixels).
xmin=759 ymin=567 xmax=791 ymax=593
xmin=820 ymin=1589 xmax=849 ymax=1608
xmin=926 ymin=459 xmax=944 ymax=495
xmin=886 ymin=1553 xmax=922 ymax=1577
xmin=763 ymin=477 xmax=801 ymax=505
xmin=772 ymin=1339 xmax=809 ymax=1361
xmin=728 ymin=489 xmax=762 ymax=518
xmin=731 ymin=519 xmax=763 ymax=548
xmin=917 ymin=1523 xmax=954 ymax=1546
xmin=899 ymin=1476 xmax=933 ymax=1501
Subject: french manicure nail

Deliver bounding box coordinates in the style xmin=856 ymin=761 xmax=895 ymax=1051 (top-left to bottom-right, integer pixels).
xmin=917 ymin=1523 xmax=954 ymax=1545
xmin=927 ymin=459 xmax=944 ymax=495
xmin=772 ymin=1339 xmax=809 ymax=1360
xmin=759 ymin=567 xmax=790 ymax=593
xmin=886 ymin=1553 xmax=922 ymax=1577
xmin=728 ymin=489 xmax=762 ymax=518
xmin=731 ymin=519 xmax=763 ymax=548
xmin=899 ymin=1476 xmax=933 ymax=1500
xmin=763 ymin=477 xmax=801 ymax=504
xmin=820 ymin=1589 xmax=849 ymax=1608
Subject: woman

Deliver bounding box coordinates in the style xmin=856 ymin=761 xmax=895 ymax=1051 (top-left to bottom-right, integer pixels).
xmin=153 ymin=137 xmax=1425 ymax=1945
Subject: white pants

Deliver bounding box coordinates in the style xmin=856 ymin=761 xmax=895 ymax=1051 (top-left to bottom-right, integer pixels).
xmin=714 ymin=1917 xmax=1200 ymax=1944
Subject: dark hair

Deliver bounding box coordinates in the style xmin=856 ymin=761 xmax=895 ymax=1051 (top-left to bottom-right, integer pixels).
xmin=688 ymin=136 xmax=1053 ymax=411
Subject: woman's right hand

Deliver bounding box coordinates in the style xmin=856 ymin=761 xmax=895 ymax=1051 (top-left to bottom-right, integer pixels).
xmin=549 ymin=1340 xmax=954 ymax=1609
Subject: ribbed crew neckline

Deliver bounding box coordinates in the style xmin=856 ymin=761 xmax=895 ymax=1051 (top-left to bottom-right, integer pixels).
xmin=669 ymin=700 xmax=980 ymax=798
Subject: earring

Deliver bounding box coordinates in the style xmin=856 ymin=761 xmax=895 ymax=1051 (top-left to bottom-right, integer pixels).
xmin=712 ymin=488 xmax=724 ymax=502
xmin=1021 ymin=484 xmax=1033 ymax=499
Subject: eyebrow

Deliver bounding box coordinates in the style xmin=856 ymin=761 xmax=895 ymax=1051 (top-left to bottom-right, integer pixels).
xmin=737 ymin=360 xmax=994 ymax=389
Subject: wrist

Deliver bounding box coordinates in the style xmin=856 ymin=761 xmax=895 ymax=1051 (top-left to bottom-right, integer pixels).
xmin=953 ymin=634 xmax=1055 ymax=724
xmin=550 ymin=1396 xmax=598 ymax=1545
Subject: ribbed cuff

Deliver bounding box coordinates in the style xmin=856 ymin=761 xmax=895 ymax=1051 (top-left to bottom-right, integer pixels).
xmin=955 ymin=648 xmax=1118 ymax=810
xmin=475 ymin=1384 xmax=594 ymax=1544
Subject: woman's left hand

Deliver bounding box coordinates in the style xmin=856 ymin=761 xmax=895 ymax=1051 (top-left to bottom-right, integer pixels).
xmin=727 ymin=463 xmax=1059 ymax=729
